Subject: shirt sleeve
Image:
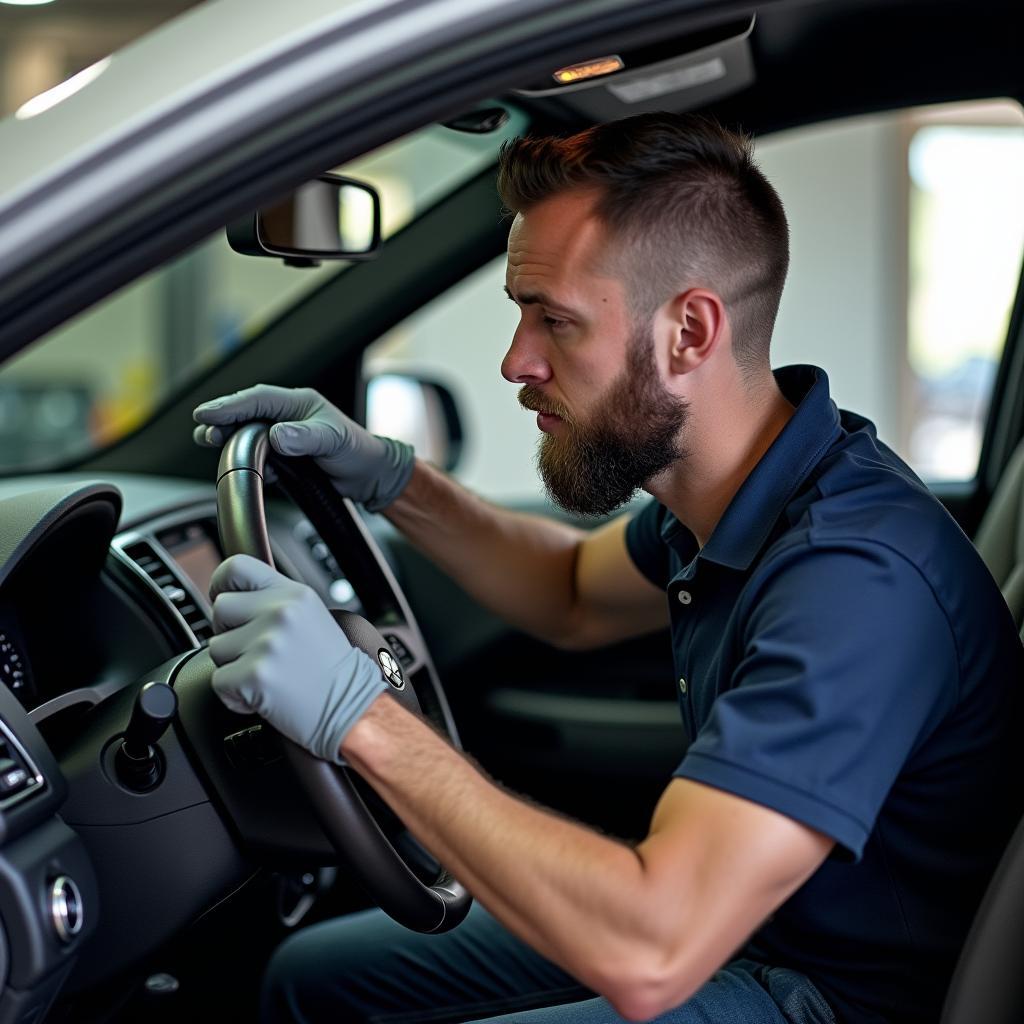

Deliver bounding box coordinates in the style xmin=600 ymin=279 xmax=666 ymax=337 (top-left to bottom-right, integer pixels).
xmin=624 ymin=499 xmax=670 ymax=589
xmin=675 ymin=540 xmax=959 ymax=859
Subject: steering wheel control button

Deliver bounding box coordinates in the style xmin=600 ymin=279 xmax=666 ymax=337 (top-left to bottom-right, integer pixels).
xmin=329 ymin=578 xmax=356 ymax=604
xmin=377 ymin=648 xmax=405 ymax=690
xmin=295 ymin=522 xmax=361 ymax=612
xmin=382 ymin=633 xmax=414 ymax=668
xmin=50 ymin=875 xmax=84 ymax=943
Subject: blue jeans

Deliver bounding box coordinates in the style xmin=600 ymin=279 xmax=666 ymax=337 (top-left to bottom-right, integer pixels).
xmin=260 ymin=902 xmax=837 ymax=1024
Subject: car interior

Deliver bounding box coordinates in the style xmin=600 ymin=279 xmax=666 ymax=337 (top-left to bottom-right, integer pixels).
xmin=0 ymin=0 xmax=1021 ymax=1021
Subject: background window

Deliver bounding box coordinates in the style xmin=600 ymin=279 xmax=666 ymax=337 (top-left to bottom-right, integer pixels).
xmin=904 ymin=111 xmax=1024 ymax=480
xmin=759 ymin=98 xmax=1024 ymax=483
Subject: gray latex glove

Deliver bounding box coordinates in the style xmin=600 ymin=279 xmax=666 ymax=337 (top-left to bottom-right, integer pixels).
xmin=193 ymin=384 xmax=414 ymax=512
xmin=208 ymin=554 xmax=387 ymax=762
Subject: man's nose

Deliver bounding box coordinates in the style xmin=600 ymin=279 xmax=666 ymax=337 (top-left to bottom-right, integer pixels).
xmin=501 ymin=324 xmax=552 ymax=384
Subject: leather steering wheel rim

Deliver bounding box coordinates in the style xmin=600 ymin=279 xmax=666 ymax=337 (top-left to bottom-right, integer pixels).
xmin=214 ymin=422 xmax=471 ymax=933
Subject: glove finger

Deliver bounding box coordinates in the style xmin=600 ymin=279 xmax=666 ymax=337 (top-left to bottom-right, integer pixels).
xmin=193 ymin=384 xmax=318 ymax=427
xmin=210 ymin=589 xmax=276 ymax=632
xmin=269 ymin=420 xmax=345 ymax=458
xmin=207 ymin=616 xmax=266 ymax=666
xmin=192 ymin=423 xmax=230 ymax=448
xmin=193 ymin=424 xmax=279 ymax=490
xmin=211 ymin=657 xmax=266 ymax=716
xmin=210 ymin=553 xmax=288 ymax=601
xmin=261 ymin=459 xmax=279 ymax=485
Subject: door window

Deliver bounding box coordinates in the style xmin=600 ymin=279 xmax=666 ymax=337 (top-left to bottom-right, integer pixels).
xmin=0 ymin=112 xmax=528 ymax=472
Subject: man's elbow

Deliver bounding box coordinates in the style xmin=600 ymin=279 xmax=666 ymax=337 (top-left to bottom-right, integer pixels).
xmin=590 ymin=950 xmax=697 ymax=1022
xmin=605 ymin=985 xmax=676 ymax=1022
xmin=612 ymin=976 xmax=696 ymax=1022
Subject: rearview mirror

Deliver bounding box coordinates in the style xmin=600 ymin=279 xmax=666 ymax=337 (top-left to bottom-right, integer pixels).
xmin=226 ymin=173 xmax=382 ymax=266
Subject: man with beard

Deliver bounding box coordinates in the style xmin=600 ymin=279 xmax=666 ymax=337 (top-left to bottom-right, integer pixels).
xmin=193 ymin=113 xmax=1023 ymax=1024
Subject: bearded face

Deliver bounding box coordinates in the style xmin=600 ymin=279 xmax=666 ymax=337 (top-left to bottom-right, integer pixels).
xmin=518 ymin=323 xmax=689 ymax=517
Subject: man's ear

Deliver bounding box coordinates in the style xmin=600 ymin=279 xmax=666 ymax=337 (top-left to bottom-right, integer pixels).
xmin=667 ymin=289 xmax=726 ymax=374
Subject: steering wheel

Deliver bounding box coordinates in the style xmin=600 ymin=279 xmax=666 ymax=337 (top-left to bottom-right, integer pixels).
xmin=214 ymin=422 xmax=471 ymax=933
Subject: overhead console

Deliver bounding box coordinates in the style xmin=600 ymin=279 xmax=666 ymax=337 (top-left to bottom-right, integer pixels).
xmin=513 ymin=14 xmax=756 ymax=120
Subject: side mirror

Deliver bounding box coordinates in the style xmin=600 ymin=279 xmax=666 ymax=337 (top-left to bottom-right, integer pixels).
xmin=365 ymin=375 xmax=464 ymax=473
xmin=226 ymin=173 xmax=382 ymax=267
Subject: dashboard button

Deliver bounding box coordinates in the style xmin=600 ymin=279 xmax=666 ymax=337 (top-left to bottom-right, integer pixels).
xmin=0 ymin=765 xmax=29 ymax=795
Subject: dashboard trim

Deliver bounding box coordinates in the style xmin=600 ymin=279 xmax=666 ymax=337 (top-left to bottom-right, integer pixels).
xmin=28 ymin=680 xmax=128 ymax=726
xmin=0 ymin=714 xmax=45 ymax=810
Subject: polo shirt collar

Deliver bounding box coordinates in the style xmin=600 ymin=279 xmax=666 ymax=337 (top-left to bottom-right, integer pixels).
xmin=658 ymin=365 xmax=843 ymax=573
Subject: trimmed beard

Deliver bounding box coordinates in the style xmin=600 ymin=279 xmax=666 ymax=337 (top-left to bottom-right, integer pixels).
xmin=519 ymin=324 xmax=689 ymax=517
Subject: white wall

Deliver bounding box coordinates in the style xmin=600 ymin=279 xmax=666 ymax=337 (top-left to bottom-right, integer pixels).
xmin=758 ymin=115 xmax=905 ymax=445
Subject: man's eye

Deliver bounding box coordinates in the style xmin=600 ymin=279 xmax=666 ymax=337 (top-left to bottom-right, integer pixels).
xmin=543 ymin=316 xmax=569 ymax=330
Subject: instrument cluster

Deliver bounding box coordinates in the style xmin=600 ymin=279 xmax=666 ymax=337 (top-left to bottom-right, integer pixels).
xmin=0 ymin=617 xmax=34 ymax=709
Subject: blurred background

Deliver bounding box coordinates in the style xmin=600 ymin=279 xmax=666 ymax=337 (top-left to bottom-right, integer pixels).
xmin=0 ymin=0 xmax=199 ymax=117
xmin=1 ymin=0 xmax=1023 ymax=497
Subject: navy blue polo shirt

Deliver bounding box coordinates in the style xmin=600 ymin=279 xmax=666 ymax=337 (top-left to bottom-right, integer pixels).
xmin=626 ymin=365 xmax=1024 ymax=1024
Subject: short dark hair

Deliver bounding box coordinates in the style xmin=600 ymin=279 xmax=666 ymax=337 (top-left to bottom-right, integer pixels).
xmin=496 ymin=112 xmax=789 ymax=372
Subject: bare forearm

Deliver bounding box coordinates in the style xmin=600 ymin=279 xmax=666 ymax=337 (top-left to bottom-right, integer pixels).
xmin=342 ymin=695 xmax=832 ymax=1020
xmin=384 ymin=460 xmax=586 ymax=645
xmin=343 ymin=695 xmax=690 ymax=1014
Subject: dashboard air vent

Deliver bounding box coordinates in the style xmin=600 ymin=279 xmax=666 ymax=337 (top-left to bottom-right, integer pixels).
xmin=122 ymin=540 xmax=213 ymax=644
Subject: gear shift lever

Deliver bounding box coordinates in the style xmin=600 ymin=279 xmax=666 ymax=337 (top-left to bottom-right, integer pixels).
xmin=115 ymin=681 xmax=178 ymax=791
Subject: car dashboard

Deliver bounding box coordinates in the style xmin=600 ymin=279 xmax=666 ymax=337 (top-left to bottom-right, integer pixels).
xmin=0 ymin=471 xmax=394 ymax=1023
xmin=1 ymin=474 xmax=367 ymax=731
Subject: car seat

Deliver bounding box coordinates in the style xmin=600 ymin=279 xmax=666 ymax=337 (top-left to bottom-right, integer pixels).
xmin=939 ymin=443 xmax=1024 ymax=1024
xmin=973 ymin=441 xmax=1024 ymax=630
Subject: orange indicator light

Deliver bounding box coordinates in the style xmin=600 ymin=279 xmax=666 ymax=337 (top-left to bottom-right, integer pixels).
xmin=552 ymin=55 xmax=625 ymax=85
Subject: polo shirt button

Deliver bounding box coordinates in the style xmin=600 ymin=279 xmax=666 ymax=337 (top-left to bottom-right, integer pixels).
xmin=679 ymin=677 xmax=688 ymax=694
xmin=677 ymin=590 xmax=692 ymax=605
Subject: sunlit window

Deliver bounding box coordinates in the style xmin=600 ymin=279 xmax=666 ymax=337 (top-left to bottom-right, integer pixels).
xmin=906 ymin=108 xmax=1024 ymax=480
xmin=759 ymin=98 xmax=1024 ymax=486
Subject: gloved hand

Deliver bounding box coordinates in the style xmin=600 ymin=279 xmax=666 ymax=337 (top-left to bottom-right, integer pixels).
xmin=208 ymin=554 xmax=387 ymax=762
xmin=193 ymin=384 xmax=414 ymax=512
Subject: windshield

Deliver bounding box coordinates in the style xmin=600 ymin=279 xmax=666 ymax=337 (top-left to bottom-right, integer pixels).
xmin=0 ymin=111 xmax=526 ymax=472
